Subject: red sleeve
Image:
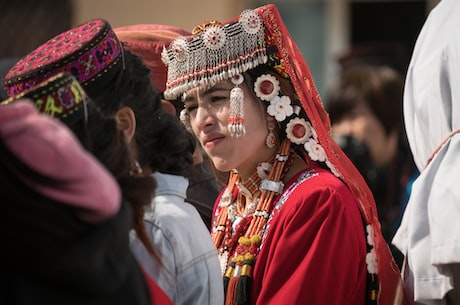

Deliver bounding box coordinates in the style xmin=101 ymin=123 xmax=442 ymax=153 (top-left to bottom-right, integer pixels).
xmin=251 ymin=171 xmax=367 ymax=305
xmin=141 ymin=269 xmax=174 ymax=305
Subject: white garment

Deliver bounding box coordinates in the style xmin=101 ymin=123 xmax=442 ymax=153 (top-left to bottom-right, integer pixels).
xmin=392 ymin=0 xmax=460 ymax=304
xmin=130 ymin=172 xmax=224 ymax=305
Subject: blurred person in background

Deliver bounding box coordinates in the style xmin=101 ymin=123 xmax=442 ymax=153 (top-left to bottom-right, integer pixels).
xmin=115 ymin=24 xmax=222 ymax=231
xmin=325 ymin=65 xmax=419 ymax=268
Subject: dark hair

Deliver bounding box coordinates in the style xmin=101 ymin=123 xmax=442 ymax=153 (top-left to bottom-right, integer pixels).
xmin=95 ymin=50 xmax=195 ymax=175
xmin=245 ymin=66 xmax=312 ymax=160
xmin=326 ymin=65 xmax=404 ymax=136
xmin=0 ymin=137 xmax=96 ymax=263
xmin=71 ymin=50 xmax=164 ymax=259
xmin=67 ymin=105 xmax=158 ymax=259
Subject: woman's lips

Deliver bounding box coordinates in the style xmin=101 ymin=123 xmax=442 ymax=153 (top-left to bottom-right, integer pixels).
xmin=203 ymin=135 xmax=225 ymax=150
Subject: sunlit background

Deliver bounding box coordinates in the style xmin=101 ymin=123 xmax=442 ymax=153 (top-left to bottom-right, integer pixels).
xmin=0 ymin=0 xmax=439 ymax=99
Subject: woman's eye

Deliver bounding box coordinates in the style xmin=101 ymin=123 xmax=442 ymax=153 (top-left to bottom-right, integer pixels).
xmin=210 ymin=95 xmax=228 ymax=103
xmin=185 ymin=104 xmax=198 ymax=112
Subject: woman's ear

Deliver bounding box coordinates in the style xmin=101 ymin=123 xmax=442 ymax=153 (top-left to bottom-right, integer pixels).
xmin=115 ymin=106 xmax=136 ymax=143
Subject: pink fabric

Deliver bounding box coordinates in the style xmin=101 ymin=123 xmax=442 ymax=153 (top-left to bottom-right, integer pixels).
xmin=114 ymin=24 xmax=191 ymax=92
xmin=0 ymin=100 xmax=121 ymax=223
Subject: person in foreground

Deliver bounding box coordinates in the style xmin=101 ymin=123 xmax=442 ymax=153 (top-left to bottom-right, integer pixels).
xmin=392 ymin=0 xmax=460 ymax=303
xmin=0 ymin=100 xmax=160 ymax=305
xmin=0 ymin=73 xmax=173 ymax=305
xmin=162 ymin=4 xmax=408 ymax=305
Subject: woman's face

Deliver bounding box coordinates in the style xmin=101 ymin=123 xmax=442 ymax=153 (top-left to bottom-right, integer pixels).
xmin=331 ymin=103 xmax=397 ymax=166
xmin=184 ymin=79 xmax=271 ymax=178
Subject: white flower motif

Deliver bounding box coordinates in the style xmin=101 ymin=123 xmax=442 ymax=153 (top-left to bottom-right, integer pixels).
xmin=170 ymin=37 xmax=188 ymax=62
xmin=366 ymin=224 xmax=374 ymax=246
xmin=240 ymin=9 xmax=262 ymax=35
xmin=267 ymin=95 xmax=293 ymax=122
xmin=219 ymin=188 xmax=233 ymax=207
xmin=311 ymin=125 xmax=318 ymax=141
xmin=325 ymin=160 xmax=341 ymax=178
xmin=285 ymin=117 xmax=312 ymax=145
xmin=161 ymin=46 xmax=169 ymax=65
xmin=257 ymin=162 xmax=272 ymax=180
xmin=254 ymin=74 xmax=280 ymax=101
xmin=203 ymin=26 xmax=226 ymax=50
xmin=231 ymin=74 xmax=244 ymax=85
xmin=366 ymin=248 xmax=378 ymax=274
xmin=304 ymin=139 xmax=326 ymax=162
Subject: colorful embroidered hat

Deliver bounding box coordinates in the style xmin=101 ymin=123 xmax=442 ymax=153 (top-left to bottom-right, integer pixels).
xmin=0 ymin=100 xmax=121 ymax=223
xmin=114 ymin=24 xmax=191 ymax=93
xmin=3 ymin=19 xmax=123 ymax=99
xmin=162 ymin=4 xmax=409 ymax=305
xmin=1 ymin=72 xmax=92 ymax=125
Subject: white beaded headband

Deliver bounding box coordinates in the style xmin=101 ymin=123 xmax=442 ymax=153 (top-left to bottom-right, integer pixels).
xmin=161 ymin=9 xmax=268 ymax=100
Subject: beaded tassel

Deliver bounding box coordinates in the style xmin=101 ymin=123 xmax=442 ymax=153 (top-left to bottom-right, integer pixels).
xmin=228 ymin=74 xmax=245 ymax=137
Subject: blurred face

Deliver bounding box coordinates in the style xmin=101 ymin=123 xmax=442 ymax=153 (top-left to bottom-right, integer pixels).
xmin=331 ymin=103 xmax=397 ymax=166
xmin=184 ymin=79 xmax=273 ymax=178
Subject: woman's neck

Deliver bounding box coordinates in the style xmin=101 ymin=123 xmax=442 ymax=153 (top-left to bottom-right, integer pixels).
xmin=235 ymin=146 xmax=277 ymax=180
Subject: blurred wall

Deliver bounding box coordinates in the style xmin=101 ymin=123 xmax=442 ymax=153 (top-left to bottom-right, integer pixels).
xmin=72 ymin=0 xmax=247 ymax=31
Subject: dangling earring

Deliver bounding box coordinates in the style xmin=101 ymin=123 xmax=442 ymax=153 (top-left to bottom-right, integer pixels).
xmin=179 ymin=108 xmax=192 ymax=132
xmin=266 ymin=117 xmax=276 ymax=148
xmin=129 ymin=160 xmax=143 ymax=176
xmin=228 ymin=74 xmax=245 ymax=137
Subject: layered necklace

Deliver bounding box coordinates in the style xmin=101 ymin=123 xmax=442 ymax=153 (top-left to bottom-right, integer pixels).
xmin=212 ymin=139 xmax=293 ymax=304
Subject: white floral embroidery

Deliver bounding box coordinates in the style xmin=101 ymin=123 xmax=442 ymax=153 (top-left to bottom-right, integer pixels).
xmin=267 ymin=95 xmax=293 ymax=122
xmin=304 ymin=139 xmax=326 ymax=162
xmin=257 ymin=162 xmax=272 ymax=180
xmin=366 ymin=224 xmax=374 ymax=246
xmin=366 ymin=248 xmax=378 ymax=274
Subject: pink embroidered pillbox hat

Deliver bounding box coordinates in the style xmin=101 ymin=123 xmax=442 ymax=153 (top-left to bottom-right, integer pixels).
xmin=0 ymin=100 xmax=121 ymax=223
xmin=3 ymin=19 xmax=123 ymax=99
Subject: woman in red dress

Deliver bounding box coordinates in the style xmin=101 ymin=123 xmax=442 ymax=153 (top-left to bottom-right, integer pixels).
xmin=162 ymin=4 xmax=409 ymax=305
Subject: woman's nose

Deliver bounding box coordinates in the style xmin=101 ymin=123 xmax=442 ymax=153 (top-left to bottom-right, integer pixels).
xmin=194 ymin=106 xmax=215 ymax=130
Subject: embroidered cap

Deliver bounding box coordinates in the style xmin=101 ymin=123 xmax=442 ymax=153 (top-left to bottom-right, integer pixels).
xmin=115 ymin=24 xmax=191 ymax=93
xmin=3 ymin=19 xmax=123 ymax=99
xmin=1 ymin=72 xmax=92 ymax=125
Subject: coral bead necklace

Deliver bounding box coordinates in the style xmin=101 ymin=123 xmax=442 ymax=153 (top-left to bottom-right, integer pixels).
xmin=212 ymin=139 xmax=293 ymax=304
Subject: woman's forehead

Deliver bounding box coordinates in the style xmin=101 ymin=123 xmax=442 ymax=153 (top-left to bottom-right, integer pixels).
xmin=183 ymin=80 xmax=234 ymax=102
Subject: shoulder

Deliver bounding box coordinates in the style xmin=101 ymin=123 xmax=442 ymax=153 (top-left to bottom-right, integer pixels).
xmin=285 ymin=167 xmax=355 ymax=206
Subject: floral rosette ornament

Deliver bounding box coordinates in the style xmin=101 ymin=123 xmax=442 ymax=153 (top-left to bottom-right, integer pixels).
xmin=253 ymin=73 xmax=339 ymax=177
xmin=203 ymin=26 xmax=226 ymax=50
